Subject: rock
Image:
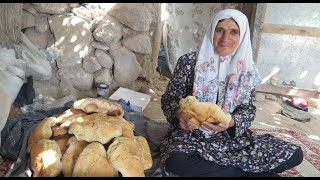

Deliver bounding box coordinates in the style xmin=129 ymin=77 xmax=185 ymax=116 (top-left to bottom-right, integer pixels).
xmin=69 ymin=3 xmax=80 ymax=8
xmin=86 ymin=3 xmax=103 ymax=19
xmin=143 ymin=3 xmax=159 ymax=27
xmin=45 ymin=47 xmax=60 ymax=63
xmin=122 ymin=27 xmax=139 ymax=39
xmin=32 ymin=3 xmax=70 ymax=14
xmin=95 ymin=49 xmax=113 ymax=69
xmin=20 ymin=33 xmax=52 ymax=81
xmin=71 ymin=6 xmax=92 ymax=22
xmin=47 ymin=32 xmax=55 ymax=48
xmin=59 ymin=76 xmax=83 ymax=99
xmin=48 ymin=14 xmax=93 ymax=68
xmin=110 ymin=46 xmax=141 ymax=86
xmin=82 ymin=55 xmax=102 ymax=73
xmin=140 ymin=86 xmax=157 ymax=99
xmin=33 ymin=79 xmax=61 ymax=99
xmin=35 ymin=14 xmax=49 ymax=33
xmin=98 ymin=3 xmax=115 ymax=11
xmin=0 ymin=61 xmax=6 ymax=71
xmin=90 ymin=41 xmax=109 ymax=51
xmin=108 ymin=3 xmax=152 ymax=32
xmin=24 ymin=27 xmax=49 ymax=49
xmin=22 ymin=10 xmax=36 ymax=29
xmin=265 ymin=94 xmax=278 ymax=101
xmin=109 ymin=79 xmax=120 ymax=96
xmin=135 ymin=53 xmax=152 ymax=79
xmin=122 ymin=33 xmax=152 ymax=54
xmin=89 ymin=16 xmax=104 ymax=32
xmin=92 ymin=15 xmax=122 ymax=46
xmin=23 ymin=3 xmax=37 ymax=15
xmin=0 ymin=48 xmax=24 ymax=69
xmin=109 ymin=42 xmax=122 ymax=52
xmin=58 ymin=64 xmax=94 ymax=90
xmin=94 ymin=68 xmax=113 ymax=86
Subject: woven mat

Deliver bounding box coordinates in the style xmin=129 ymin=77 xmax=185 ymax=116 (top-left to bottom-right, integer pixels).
xmin=0 ymin=156 xmax=13 ymax=177
xmin=251 ymin=127 xmax=320 ymax=177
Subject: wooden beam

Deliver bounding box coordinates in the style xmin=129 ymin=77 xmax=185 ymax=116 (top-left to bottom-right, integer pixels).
xmin=254 ymin=3 xmax=267 ymax=64
xmin=260 ymin=23 xmax=320 ymax=38
xmin=249 ymin=3 xmax=257 ymax=36
xmin=256 ymin=84 xmax=320 ymax=99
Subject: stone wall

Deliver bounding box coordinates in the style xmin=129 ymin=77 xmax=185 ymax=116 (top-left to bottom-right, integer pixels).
xmin=20 ymin=3 xmax=161 ymax=99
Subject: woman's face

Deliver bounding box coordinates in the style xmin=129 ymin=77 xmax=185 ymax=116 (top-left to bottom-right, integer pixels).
xmin=213 ymin=18 xmax=240 ymax=57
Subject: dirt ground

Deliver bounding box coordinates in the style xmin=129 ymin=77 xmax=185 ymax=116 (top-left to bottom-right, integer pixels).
xmin=253 ymin=94 xmax=320 ymax=144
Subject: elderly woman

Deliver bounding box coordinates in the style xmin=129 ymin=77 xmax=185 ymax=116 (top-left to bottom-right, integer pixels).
xmin=160 ymin=9 xmax=303 ymax=177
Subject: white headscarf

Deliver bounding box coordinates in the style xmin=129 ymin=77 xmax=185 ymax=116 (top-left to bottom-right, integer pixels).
xmin=193 ymin=9 xmax=261 ymax=113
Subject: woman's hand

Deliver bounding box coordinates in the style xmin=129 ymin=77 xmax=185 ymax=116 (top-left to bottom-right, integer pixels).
xmin=200 ymin=118 xmax=235 ymax=133
xmin=176 ymin=108 xmax=199 ymax=131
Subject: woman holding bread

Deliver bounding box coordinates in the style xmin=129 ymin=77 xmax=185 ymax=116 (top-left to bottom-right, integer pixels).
xmin=160 ymin=9 xmax=303 ymax=177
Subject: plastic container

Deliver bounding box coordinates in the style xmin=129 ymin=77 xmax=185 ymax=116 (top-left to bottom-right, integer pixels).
xmin=96 ymin=83 xmax=109 ymax=99
xmin=0 ymin=65 xmax=25 ymax=103
xmin=291 ymin=97 xmax=308 ymax=109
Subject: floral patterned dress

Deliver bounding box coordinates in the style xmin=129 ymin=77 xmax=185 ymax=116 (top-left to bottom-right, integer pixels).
xmin=160 ymin=52 xmax=300 ymax=173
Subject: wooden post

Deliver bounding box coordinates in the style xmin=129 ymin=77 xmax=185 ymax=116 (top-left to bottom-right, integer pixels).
xmin=0 ymin=3 xmax=23 ymax=48
xmin=249 ymin=3 xmax=257 ymax=36
xmin=254 ymin=3 xmax=267 ymax=63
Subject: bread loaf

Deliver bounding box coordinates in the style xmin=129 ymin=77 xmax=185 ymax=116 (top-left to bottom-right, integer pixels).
xmin=51 ymin=108 xmax=87 ymax=137
xmin=107 ymin=137 xmax=145 ymax=177
xmin=30 ymin=139 xmax=62 ymax=177
xmin=61 ymin=136 xmax=89 ymax=177
xmin=55 ymin=108 xmax=87 ymax=125
xmin=68 ymin=113 xmax=122 ymax=144
xmin=72 ymin=142 xmax=117 ymax=177
xmin=99 ymin=114 xmax=135 ymax=140
xmin=135 ymin=136 xmax=153 ymax=170
xmin=73 ymin=98 xmax=124 ymax=118
xmin=27 ymin=117 xmax=56 ymax=153
xmin=179 ymin=96 xmax=231 ymax=126
xmin=51 ymin=134 xmax=72 ymax=155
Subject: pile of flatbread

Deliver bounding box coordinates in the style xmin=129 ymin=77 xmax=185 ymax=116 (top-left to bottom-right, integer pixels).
xmin=27 ymin=98 xmax=152 ymax=177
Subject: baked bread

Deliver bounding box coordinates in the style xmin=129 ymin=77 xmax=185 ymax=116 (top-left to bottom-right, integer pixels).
xmin=72 ymin=142 xmax=117 ymax=177
xmin=119 ymin=119 xmax=135 ymax=140
xmin=73 ymin=98 xmax=124 ymax=117
xmin=52 ymin=108 xmax=87 ymax=137
xmin=127 ymin=120 xmax=135 ymax=129
xmin=99 ymin=114 xmax=135 ymax=140
xmin=61 ymin=136 xmax=89 ymax=177
xmin=51 ymin=124 xmax=68 ymax=137
xmin=179 ymin=96 xmax=232 ymax=126
xmin=135 ymin=136 xmax=153 ymax=170
xmin=55 ymin=108 xmax=87 ymax=124
xmin=107 ymin=137 xmax=145 ymax=177
xmin=27 ymin=117 xmax=56 ymax=153
xmin=68 ymin=113 xmax=122 ymax=144
xmin=30 ymin=139 xmax=62 ymax=177
xmin=51 ymin=134 xmax=72 ymax=155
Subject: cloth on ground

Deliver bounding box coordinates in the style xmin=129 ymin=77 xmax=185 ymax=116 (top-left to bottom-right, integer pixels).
xmin=277 ymin=101 xmax=312 ymax=122
xmin=3 ymin=101 xmax=170 ymax=177
xmin=0 ymin=106 xmax=69 ymax=177
xmin=110 ymin=98 xmax=132 ymax=112
xmin=13 ymin=76 xmax=35 ymax=108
